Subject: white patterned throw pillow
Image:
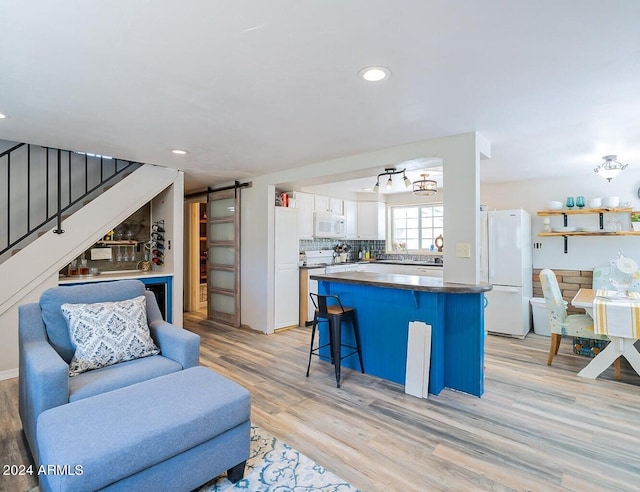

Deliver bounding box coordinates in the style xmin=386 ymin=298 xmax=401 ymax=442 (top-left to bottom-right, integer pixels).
xmin=61 ymin=295 xmax=159 ymax=376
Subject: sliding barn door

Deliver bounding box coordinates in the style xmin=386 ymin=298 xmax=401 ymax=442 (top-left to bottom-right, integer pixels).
xmin=207 ymin=187 xmax=240 ymax=327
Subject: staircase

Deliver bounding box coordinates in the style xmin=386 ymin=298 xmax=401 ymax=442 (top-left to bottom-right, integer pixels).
xmin=0 ymin=142 xmax=142 ymax=263
xmin=0 ymin=140 xmax=182 ymax=379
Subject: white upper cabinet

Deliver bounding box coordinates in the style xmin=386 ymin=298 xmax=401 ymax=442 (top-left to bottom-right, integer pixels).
xmin=313 ymin=195 xmax=330 ymax=213
xmin=329 ymin=197 xmax=343 ymax=215
xmin=357 ymin=201 xmax=385 ymax=240
xmin=292 ymin=192 xmax=314 ymax=239
xmin=343 ymin=200 xmax=357 ymax=239
xmin=313 ymin=195 xmax=343 ymax=214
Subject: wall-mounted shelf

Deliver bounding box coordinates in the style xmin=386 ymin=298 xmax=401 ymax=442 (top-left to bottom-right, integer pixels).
xmin=95 ymin=240 xmax=146 ymax=246
xmin=537 ymin=207 xmax=633 ymax=216
xmin=536 ymin=208 xmax=639 ymax=253
xmin=538 ymin=231 xmax=640 ymax=237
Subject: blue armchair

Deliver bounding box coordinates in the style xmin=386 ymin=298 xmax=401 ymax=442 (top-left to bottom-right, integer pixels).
xmin=18 ymin=279 xmax=200 ymax=465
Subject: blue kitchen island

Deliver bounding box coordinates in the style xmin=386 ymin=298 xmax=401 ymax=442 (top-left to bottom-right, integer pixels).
xmin=310 ymin=271 xmax=492 ymax=397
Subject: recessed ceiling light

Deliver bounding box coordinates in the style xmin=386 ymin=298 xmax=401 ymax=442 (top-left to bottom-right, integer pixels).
xmin=359 ymin=66 xmax=391 ymax=82
xmin=0 ymin=113 xmax=6 ymax=119
xmin=171 ymin=149 xmax=189 ymax=155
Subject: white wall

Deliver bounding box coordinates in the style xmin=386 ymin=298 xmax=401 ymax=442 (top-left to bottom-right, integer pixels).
xmin=0 ymin=140 xmax=19 ymax=153
xmin=0 ymin=273 xmax=58 ymax=380
xmin=300 ymin=183 xmax=361 ymax=202
xmin=240 ymin=132 xmax=488 ymax=334
xmin=481 ymin=169 xmax=640 ymax=270
xmin=240 ymin=181 xmax=275 ymax=333
xmin=151 ymin=173 xmax=185 ymax=327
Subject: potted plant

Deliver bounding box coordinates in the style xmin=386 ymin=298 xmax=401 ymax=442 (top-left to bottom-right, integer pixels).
xmin=631 ymin=212 xmax=640 ymax=231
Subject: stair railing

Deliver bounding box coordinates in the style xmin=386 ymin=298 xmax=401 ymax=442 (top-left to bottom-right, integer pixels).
xmin=1 ymin=143 xmax=141 ymax=257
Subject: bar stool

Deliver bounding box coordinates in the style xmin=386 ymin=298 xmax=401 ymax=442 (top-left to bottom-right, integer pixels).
xmin=306 ymin=293 xmax=364 ymax=388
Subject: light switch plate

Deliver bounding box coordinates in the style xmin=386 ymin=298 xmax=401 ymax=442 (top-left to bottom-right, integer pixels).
xmin=455 ymin=242 xmax=471 ymax=258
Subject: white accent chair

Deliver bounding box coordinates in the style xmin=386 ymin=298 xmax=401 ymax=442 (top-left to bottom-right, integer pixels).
xmin=539 ymin=268 xmax=621 ymax=379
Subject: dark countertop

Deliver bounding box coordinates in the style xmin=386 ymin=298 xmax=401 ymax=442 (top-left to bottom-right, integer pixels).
xmin=300 ymin=260 xmax=443 ymax=269
xmin=299 ymin=261 xmax=366 ymax=270
xmin=310 ymin=271 xmax=491 ymax=293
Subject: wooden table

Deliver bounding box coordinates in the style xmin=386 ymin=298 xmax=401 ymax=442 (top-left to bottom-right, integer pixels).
xmin=572 ymin=288 xmax=640 ymax=379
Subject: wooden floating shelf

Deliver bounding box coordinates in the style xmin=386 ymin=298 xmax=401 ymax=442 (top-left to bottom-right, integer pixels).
xmin=95 ymin=240 xmax=145 ymax=245
xmin=538 ymin=231 xmax=640 ymax=237
xmin=536 ymin=207 xmax=640 ymax=253
xmin=537 ymin=207 xmax=633 ymax=216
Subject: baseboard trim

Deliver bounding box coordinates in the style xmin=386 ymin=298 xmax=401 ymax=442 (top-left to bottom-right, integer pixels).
xmin=0 ymin=368 xmax=18 ymax=381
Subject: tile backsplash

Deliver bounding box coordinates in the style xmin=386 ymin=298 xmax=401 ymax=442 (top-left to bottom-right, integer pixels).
xmin=299 ymin=239 xmax=385 ymax=261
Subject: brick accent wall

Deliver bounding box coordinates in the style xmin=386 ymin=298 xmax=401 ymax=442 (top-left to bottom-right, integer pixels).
xmin=532 ymin=268 xmax=593 ymax=315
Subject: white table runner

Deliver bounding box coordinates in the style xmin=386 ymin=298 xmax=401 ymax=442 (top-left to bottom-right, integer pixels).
xmin=593 ymin=289 xmax=640 ymax=338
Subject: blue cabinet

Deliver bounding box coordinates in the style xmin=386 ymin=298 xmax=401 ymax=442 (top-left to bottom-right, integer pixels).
xmin=137 ymin=276 xmax=173 ymax=323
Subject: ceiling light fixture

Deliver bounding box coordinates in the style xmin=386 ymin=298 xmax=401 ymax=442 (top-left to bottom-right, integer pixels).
xmin=594 ymin=154 xmax=627 ymax=182
xmin=373 ymin=168 xmax=410 ymax=192
xmin=0 ymin=113 xmax=6 ymax=119
xmin=359 ymin=66 xmax=391 ymax=82
xmin=171 ymin=149 xmax=189 ymax=155
xmin=412 ymin=173 xmax=438 ymax=196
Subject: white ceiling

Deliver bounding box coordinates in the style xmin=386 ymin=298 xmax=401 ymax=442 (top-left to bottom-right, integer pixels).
xmin=1 ymin=1 xmax=640 ymax=193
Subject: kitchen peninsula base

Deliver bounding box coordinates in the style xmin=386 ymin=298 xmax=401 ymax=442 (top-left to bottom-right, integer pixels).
xmin=311 ymin=272 xmax=491 ymax=397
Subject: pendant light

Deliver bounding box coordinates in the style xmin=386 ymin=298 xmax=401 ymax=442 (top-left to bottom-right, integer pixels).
xmin=412 ymin=173 xmax=438 ymax=196
xmin=594 ymin=155 xmax=627 ymax=182
xmin=373 ymin=168 xmax=411 ymax=192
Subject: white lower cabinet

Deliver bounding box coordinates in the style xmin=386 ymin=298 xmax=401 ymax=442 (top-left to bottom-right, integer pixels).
xmin=275 ymin=265 xmax=300 ymax=329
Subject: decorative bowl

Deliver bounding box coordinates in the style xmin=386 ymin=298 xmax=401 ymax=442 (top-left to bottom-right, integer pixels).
xmin=547 ymin=201 xmax=563 ymax=210
xmin=588 ymin=197 xmax=602 ymax=208
xmin=603 ymin=196 xmax=620 ymax=208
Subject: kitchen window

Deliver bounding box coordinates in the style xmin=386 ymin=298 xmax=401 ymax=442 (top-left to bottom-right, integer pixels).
xmin=390 ymin=204 xmax=443 ymax=251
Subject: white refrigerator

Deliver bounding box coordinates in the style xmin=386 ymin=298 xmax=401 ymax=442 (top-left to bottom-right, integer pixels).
xmin=480 ymin=209 xmax=532 ymax=338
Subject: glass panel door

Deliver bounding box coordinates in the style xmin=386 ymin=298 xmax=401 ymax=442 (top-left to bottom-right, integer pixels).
xmin=207 ymin=188 xmax=240 ymax=327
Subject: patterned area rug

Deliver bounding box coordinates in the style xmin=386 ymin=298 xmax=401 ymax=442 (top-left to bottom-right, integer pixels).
xmin=200 ymin=425 xmax=359 ymax=491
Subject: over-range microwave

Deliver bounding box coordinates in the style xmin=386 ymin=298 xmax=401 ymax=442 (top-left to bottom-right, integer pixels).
xmin=313 ymin=212 xmax=346 ymax=238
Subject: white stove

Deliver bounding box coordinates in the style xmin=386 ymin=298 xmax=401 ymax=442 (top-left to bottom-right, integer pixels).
xmin=304 ymin=250 xmax=335 ymax=267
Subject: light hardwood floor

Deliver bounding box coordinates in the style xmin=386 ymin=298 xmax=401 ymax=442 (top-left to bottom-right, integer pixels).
xmin=3 ymin=312 xmax=640 ymax=491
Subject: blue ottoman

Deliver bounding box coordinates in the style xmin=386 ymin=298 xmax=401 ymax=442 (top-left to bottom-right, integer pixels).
xmin=36 ymin=366 xmax=251 ymax=492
